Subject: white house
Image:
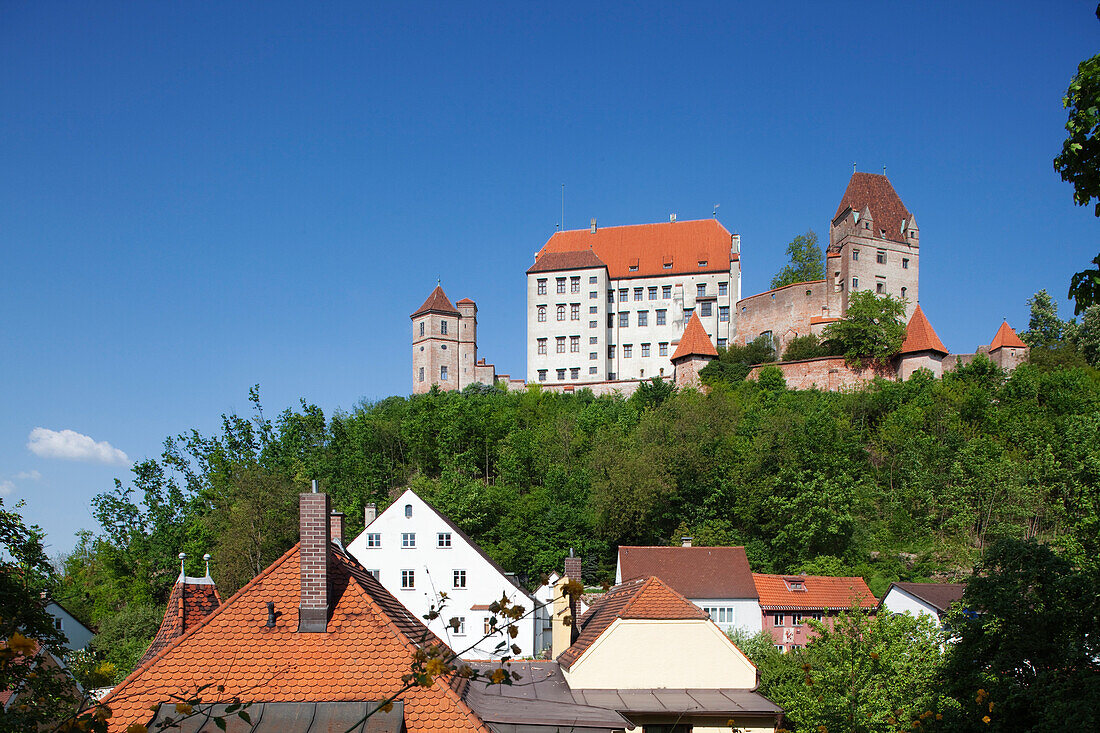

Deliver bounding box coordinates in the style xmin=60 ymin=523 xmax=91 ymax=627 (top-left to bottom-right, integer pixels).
xmin=880 ymin=582 xmax=966 ymax=626
xmin=44 ymin=600 xmax=95 ymax=651
xmin=346 ymin=488 xmax=544 ymax=660
xmin=616 ymin=542 xmax=763 ymax=634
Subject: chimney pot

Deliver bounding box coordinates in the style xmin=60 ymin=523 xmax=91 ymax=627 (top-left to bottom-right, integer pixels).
xmin=364 ymin=502 xmax=377 ymax=526
xmin=681 ymin=536 xmax=693 ymax=547
xmin=590 ymin=218 xmax=597 ymax=234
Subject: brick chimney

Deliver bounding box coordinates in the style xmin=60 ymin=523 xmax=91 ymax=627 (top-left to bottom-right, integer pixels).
xmin=563 ymin=549 xmax=582 ymax=582
xmin=329 ymin=512 xmax=346 ymax=546
xmin=299 ymin=492 xmax=331 ymax=633
xmin=563 ymin=550 xmax=582 ymax=646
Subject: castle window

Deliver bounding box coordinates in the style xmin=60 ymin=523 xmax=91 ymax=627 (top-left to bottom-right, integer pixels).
xmin=864 ymin=222 xmax=870 ymax=229
xmin=419 ymin=367 xmax=424 ymax=382
xmin=608 ymin=345 xmax=616 ymax=358
xmin=717 ymin=338 xmax=727 ymax=349
xmin=700 ymin=302 xmax=712 ymax=317
xmin=719 ymin=306 xmax=729 ymax=322
xmin=590 ymin=276 xmax=598 ymax=284
xmin=619 ymin=289 xmax=628 ymax=302
xmin=719 ymin=282 xmax=728 ymax=296
xmin=570 ymin=368 xmax=580 ymax=380
xmin=589 ymin=291 xmax=597 ymax=300
xmin=537 ymin=338 xmax=547 ymax=355
xmin=641 ymin=343 xmax=650 ymax=357
xmin=662 ymin=285 xmax=672 ymax=298
xmin=556 ymin=278 xmax=566 ymax=294
xmin=876 ymin=282 xmax=886 ymax=294
xmin=537 ymin=279 xmax=547 ymax=295
xmin=441 ymin=320 xmax=448 ymax=335
xmin=648 ymin=286 xmax=658 ymax=300
xmin=538 ymin=369 xmax=547 ymax=382
xmin=589 ymin=366 xmax=598 ymax=374
xmin=556 ymin=305 xmax=565 ymax=321
xmin=608 ymin=290 xmax=614 ymax=303
xmin=880 ymin=229 xmax=886 ymax=238
xmin=571 ymin=276 xmax=581 ymax=293
xmin=589 ymin=305 xmax=598 ymax=314
xmin=697 ymin=283 xmax=707 ymax=297
xmin=634 ymin=287 xmax=643 ymax=301
xmin=590 ymin=320 xmax=597 ymax=328
xmin=684 ymin=308 xmax=694 ymax=320
xmin=570 ymin=336 xmax=580 ymax=352
xmin=902 ymin=258 xmax=909 ymax=269
xmin=589 ymin=352 xmax=597 ymax=360
xmin=901 ymin=287 xmax=907 ymax=299
xmin=537 ymin=305 xmax=546 ymax=322
xmin=607 ymin=314 xmax=615 ymax=328
xmin=419 ymin=322 xmax=424 ymax=337
xmin=441 ymin=344 xmax=446 ymax=350
xmin=852 ymin=249 xmax=859 ymax=261
xmin=629 ymin=264 xmax=638 ymax=272
xmin=638 ymin=311 xmax=648 ymax=327
xmin=852 ymin=277 xmax=859 ymax=289
xmin=663 ymin=262 xmax=672 ymax=269
xmin=556 ymin=369 xmax=566 ymax=380
xmin=571 ymin=303 xmax=580 ymax=320
xmin=656 ymin=309 xmax=666 ymax=325
xmin=440 ymin=366 xmax=448 ymax=381
xmin=806 ymin=289 xmax=812 ymax=296
xmin=590 ymin=336 xmax=598 ymax=344
xmin=659 ymin=343 xmax=668 ymax=356
xmin=556 ymin=337 xmax=566 ymax=353
xmin=619 ymin=312 xmax=629 ymax=328
xmin=876 ymin=250 xmax=887 ymax=264
xmin=623 ymin=345 xmax=633 ymax=358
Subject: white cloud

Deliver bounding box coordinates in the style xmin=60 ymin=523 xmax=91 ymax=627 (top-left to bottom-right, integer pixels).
xmin=27 ymin=428 xmax=129 ymax=466
xmin=14 ymin=470 xmax=41 ymax=481
xmin=0 ymin=480 xmax=13 ymax=496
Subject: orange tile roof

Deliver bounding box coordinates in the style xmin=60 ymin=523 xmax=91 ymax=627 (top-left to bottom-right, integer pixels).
xmin=102 ymin=544 xmax=489 ymax=733
xmin=671 ymin=312 xmax=718 ymax=360
xmin=525 ymin=249 xmax=607 ymax=274
xmin=988 ymin=321 xmax=1027 ymax=351
xmin=531 ymin=220 xmax=736 ymax=279
xmin=455 ymin=298 xmax=476 ymax=306
xmin=136 ymin=576 xmax=222 ymax=668
xmin=617 ymin=546 xmax=758 ymax=599
xmin=833 ymin=172 xmax=913 ymax=245
xmin=558 ymin=577 xmax=708 ymax=669
xmin=899 ymin=304 xmax=948 ymax=355
xmin=752 ymin=573 xmax=877 ymax=611
xmin=411 ymin=286 xmax=460 ymax=318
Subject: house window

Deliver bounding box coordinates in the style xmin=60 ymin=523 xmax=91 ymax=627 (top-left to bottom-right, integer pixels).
xmin=641 ymin=343 xmax=650 ymax=357
xmin=453 ymin=616 xmax=466 ymax=635
xmin=697 ymin=283 xmax=707 ymax=297
xmin=405 ymin=504 xmax=413 ymax=518
xmin=590 ymin=336 xmax=599 ymax=344
xmin=570 ymin=336 xmax=580 ymax=352
xmin=366 ymin=533 xmax=381 ymax=548
xmin=556 ymin=305 xmax=566 ymax=321
xmin=401 ymin=570 xmax=415 ymax=589
xmin=703 ymin=607 xmax=735 ymax=624
xmin=876 ymin=250 xmax=887 ymax=264
xmin=656 ymin=309 xmax=666 ymax=325
xmin=538 ymin=369 xmax=547 ymax=382
xmin=608 ymin=289 xmax=615 ymax=303
xmin=571 ymin=303 xmax=580 ymax=320
xmin=607 ymin=314 xmax=615 ymax=328
xmin=852 ymin=249 xmax=859 ymax=261
xmin=571 ymin=276 xmax=581 ymax=293
xmin=401 ymin=532 xmax=416 ymax=548
xmin=608 ymin=345 xmax=616 ymax=358
xmin=876 ymin=282 xmax=886 ymax=294
xmin=556 ymin=369 xmax=566 ymax=380
xmin=570 ymin=367 xmax=580 ymax=379
xmin=648 ymin=286 xmax=658 ymax=300
xmin=852 ymin=277 xmax=859 ymax=289
xmin=440 ymin=366 xmax=448 ymax=381
xmin=589 ymin=352 xmax=597 ymax=360
xmin=634 ymin=287 xmax=643 ymax=301
xmin=659 ymin=342 xmax=668 ymax=356
xmin=717 ymin=338 xmax=727 ymax=349
xmin=589 ymin=291 xmax=598 ymax=300
xmin=556 ymin=278 xmax=566 ymax=294
xmin=623 ymin=345 xmax=633 ymax=358
xmin=700 ymin=302 xmax=712 ymax=317
xmin=418 ymin=367 xmax=424 ymax=382
xmin=537 ymin=279 xmax=547 ymax=295
xmin=619 ymin=312 xmax=629 ymax=328
xmin=537 ymin=338 xmax=547 ymax=355
xmin=537 ymin=305 xmax=546 ymax=322
xmin=719 ymin=306 xmax=729 ymax=322
xmin=419 ymin=322 xmax=424 ymax=337
xmin=901 ymin=287 xmax=907 ymax=299
xmin=619 ymin=289 xmax=628 ymax=302
xmin=453 ymin=570 xmax=467 ymax=588
xmin=366 ymin=569 xmax=380 ymax=580
xmin=902 ymin=258 xmax=909 ymax=269
xmin=590 ymin=276 xmax=598 ymax=284
xmin=484 ymin=617 xmax=494 ymax=635
xmin=662 ymin=285 xmax=672 ymax=298
xmin=773 ymin=613 xmax=785 ymax=627
xmin=556 ymin=337 xmax=566 ymax=353
xmin=589 ymin=366 xmax=598 ymax=374
xmin=438 ymin=533 xmax=451 ymax=548
xmin=638 ymin=311 xmax=648 ymax=327
xmin=719 ymin=282 xmax=728 ymax=296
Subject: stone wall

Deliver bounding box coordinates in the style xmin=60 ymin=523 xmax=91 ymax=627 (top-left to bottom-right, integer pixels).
xmin=746 ymin=356 xmax=895 ymax=391
xmin=734 ymin=280 xmax=835 ymax=352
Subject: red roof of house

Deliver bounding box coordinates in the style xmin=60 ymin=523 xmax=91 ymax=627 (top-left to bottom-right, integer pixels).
xmin=102 ymin=544 xmax=489 ymax=733
xmin=455 ymin=298 xmax=476 ymax=306
xmin=899 ymin=304 xmax=948 ymax=355
xmin=617 ymin=546 xmax=758 ymax=600
xmin=671 ymin=312 xmax=719 ymax=361
xmin=558 ymin=576 xmax=709 ymax=669
xmin=988 ymin=321 xmax=1027 ymax=351
xmin=530 ymin=220 xmax=736 ymax=279
xmin=833 ymin=172 xmax=913 ymax=244
xmin=136 ymin=576 xmax=222 ymax=668
xmin=753 ymin=573 xmax=877 ymax=611
xmin=411 ymin=286 xmax=461 ymax=318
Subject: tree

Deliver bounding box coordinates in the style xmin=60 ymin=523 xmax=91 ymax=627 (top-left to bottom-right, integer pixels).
xmin=940 ymin=539 xmax=1100 ymax=732
xmin=781 ymin=333 xmax=841 ymax=362
xmin=699 ymin=335 xmax=776 ymax=385
xmin=822 ymin=290 xmax=907 ymax=366
xmin=771 ymin=230 xmax=824 ymax=289
xmin=1053 ymin=8 xmax=1100 ymax=314
xmin=1022 ymin=289 xmax=1064 ymax=347
xmin=1074 ymin=303 xmax=1100 ymax=366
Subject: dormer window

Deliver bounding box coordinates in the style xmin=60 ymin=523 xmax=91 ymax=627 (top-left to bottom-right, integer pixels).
xmin=880 ymin=229 xmax=886 ymax=239
xmin=783 ymin=577 xmax=806 ymax=591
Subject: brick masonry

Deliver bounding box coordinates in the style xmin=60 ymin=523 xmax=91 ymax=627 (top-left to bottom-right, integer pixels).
xmin=299 ymin=492 xmax=330 ymax=632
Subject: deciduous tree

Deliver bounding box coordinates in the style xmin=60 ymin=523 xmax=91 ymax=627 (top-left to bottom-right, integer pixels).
xmin=770 ymin=230 xmax=824 ymax=289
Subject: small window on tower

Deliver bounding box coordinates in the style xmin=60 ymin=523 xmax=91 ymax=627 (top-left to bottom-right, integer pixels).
xmin=419 ymin=322 xmax=424 ymax=337
xmin=441 ymin=321 xmax=448 ymax=335
xmin=902 ymin=258 xmax=909 ymax=269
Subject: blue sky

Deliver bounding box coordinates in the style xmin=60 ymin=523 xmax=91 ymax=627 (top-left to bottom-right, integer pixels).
xmin=2 ymin=2 xmax=1097 ymax=555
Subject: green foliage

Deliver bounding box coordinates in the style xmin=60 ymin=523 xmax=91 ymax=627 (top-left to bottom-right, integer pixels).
xmin=1074 ymin=304 xmax=1100 ymax=366
xmin=771 ymin=230 xmax=825 ymax=289
xmin=90 ymin=603 xmax=164 ymax=684
xmin=700 ymin=335 xmax=776 ymax=385
xmin=1022 ymin=289 xmax=1064 ymax=347
xmin=1068 ymin=253 xmax=1100 ymax=315
xmin=756 ymin=365 xmax=786 ymax=391
xmin=781 ymin=333 xmax=841 ymax=362
xmin=941 ymin=539 xmax=1100 ymax=732
xmin=823 ymin=290 xmax=907 ymax=366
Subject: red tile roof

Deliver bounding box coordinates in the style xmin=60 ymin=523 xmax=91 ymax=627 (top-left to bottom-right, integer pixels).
xmin=899 ymin=304 xmax=948 ymax=355
xmin=988 ymin=321 xmax=1027 ymax=351
xmin=531 ymin=220 xmax=736 ymax=279
xmin=617 ymin=546 xmax=758 ymax=600
xmin=833 ymin=172 xmax=913 ymax=244
xmin=102 ymin=544 xmax=489 ymax=733
xmin=136 ymin=576 xmax=222 ymax=668
xmin=558 ymin=577 xmax=709 ymax=669
xmin=671 ymin=312 xmax=719 ymax=360
xmin=752 ymin=573 xmax=877 ymax=611
xmin=411 ymin=286 xmax=460 ymax=318
xmin=455 ymin=298 xmax=476 ymax=306
xmin=525 ymin=249 xmax=607 ymax=274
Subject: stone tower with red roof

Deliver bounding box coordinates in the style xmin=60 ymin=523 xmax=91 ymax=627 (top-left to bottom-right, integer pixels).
xmin=411 ymin=286 xmax=503 ymax=394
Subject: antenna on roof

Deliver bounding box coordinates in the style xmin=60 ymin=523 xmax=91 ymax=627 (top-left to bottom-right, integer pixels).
xmin=179 ymin=552 xmax=186 ymax=577
xmin=853 ymin=162 xmax=857 ymax=173
xmin=712 ymin=204 xmax=720 ymax=219
xmin=561 ymin=183 xmax=565 ymax=232
xmin=883 ymin=165 xmax=887 ymax=176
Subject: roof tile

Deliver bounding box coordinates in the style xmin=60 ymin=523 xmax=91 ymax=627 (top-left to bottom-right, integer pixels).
xmin=899 ymin=304 xmax=948 ymax=355
xmin=671 ymin=312 xmax=718 ymax=360
xmin=833 ymin=172 xmax=913 ymax=244
xmin=617 ymin=546 xmax=757 ymax=599
xmin=752 ymin=573 xmax=877 ymax=610
xmin=411 ymin=286 xmax=460 ymax=318
xmin=988 ymin=321 xmax=1027 ymax=351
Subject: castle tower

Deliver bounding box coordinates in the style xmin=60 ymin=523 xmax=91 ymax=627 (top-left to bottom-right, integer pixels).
xmin=828 ymin=172 xmax=920 ymax=320
xmin=671 ymin=312 xmax=719 ymax=390
xmin=896 ymin=304 xmax=948 ymax=379
xmin=455 ymin=298 xmax=478 ymax=387
xmin=987 ymin=321 xmax=1029 ymax=372
xmin=411 ymin=286 xmax=461 ymax=394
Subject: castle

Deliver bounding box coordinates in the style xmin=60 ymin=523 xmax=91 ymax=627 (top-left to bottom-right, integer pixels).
xmin=412 ymin=171 xmax=1027 ymax=395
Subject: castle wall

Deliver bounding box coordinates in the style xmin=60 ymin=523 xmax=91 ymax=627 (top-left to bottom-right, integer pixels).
xmin=746 ymin=356 xmax=894 ymax=391
xmin=734 ymin=280 xmax=833 ymax=351
xmin=897 ymin=351 xmax=943 ymax=380
xmin=673 ymin=355 xmax=712 ymax=391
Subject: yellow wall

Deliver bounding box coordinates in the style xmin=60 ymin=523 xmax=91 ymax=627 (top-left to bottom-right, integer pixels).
xmin=564 ymin=619 xmax=758 ymax=689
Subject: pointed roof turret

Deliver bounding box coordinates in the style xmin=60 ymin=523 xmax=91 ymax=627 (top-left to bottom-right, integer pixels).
xmin=899 ymin=304 xmax=948 ymax=355
xmin=989 ymin=321 xmax=1027 ymax=351
xmin=135 ymin=555 xmax=221 ymax=668
xmin=834 ymin=172 xmax=912 ymax=244
xmin=671 ymin=312 xmax=718 ymax=361
xmin=411 ymin=286 xmax=460 ymax=318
